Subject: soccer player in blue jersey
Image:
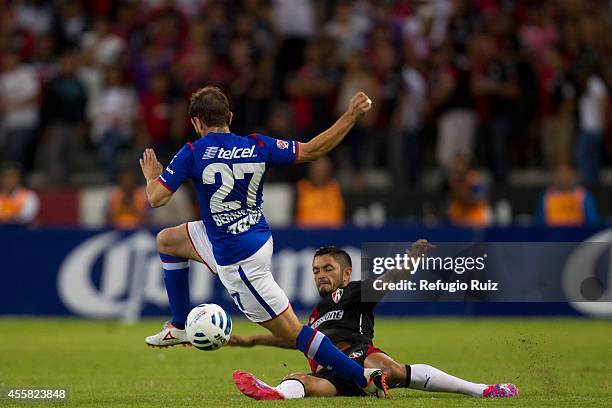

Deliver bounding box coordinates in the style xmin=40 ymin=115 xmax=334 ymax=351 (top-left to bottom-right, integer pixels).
xmin=139 ymin=86 xmax=387 ymax=395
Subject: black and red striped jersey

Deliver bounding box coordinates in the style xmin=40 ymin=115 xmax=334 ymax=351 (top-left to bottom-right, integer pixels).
xmin=307 ymin=281 xmax=377 ymax=346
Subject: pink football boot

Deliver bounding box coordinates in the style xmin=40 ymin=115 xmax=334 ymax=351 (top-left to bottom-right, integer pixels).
xmin=232 ymin=370 xmax=286 ymax=400
xmin=483 ymin=383 xmax=519 ymax=398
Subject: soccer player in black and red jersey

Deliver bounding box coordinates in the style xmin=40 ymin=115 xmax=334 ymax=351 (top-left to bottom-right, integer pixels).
xmin=230 ymin=240 xmax=519 ymax=400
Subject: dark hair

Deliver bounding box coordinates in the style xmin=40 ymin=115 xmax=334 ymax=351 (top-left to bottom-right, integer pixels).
xmin=313 ymin=246 xmax=352 ymax=268
xmin=188 ymin=86 xmax=230 ymax=127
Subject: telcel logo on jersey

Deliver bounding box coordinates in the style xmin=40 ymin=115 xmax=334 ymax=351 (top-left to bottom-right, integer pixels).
xmin=203 ymin=145 xmax=257 ymax=160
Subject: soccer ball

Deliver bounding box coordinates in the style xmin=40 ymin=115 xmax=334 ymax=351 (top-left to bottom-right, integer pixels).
xmin=185 ymin=303 xmax=232 ymax=351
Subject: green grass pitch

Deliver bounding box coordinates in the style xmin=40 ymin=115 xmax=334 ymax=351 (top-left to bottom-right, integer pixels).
xmin=0 ymin=317 xmax=610 ymax=407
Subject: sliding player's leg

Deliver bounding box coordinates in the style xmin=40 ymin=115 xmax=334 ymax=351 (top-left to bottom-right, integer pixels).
xmin=232 ymin=370 xmax=337 ymax=400
xmin=146 ymin=222 xmax=217 ymax=347
xmin=258 ymin=308 xmax=385 ymax=394
xmin=364 ymin=352 xmax=518 ymax=398
xmin=279 ymin=372 xmax=338 ymax=398
xmin=222 ymin=239 xmax=387 ymax=396
xmin=363 ymin=351 xmax=408 ymax=389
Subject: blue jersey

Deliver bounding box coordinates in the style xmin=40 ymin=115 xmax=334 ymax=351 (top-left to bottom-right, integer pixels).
xmin=158 ymin=132 xmax=298 ymax=265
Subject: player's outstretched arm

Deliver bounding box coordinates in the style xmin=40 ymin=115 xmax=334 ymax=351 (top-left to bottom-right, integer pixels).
xmin=139 ymin=148 xmax=172 ymax=208
xmin=296 ymin=91 xmax=372 ymax=163
xmin=228 ymin=334 xmax=296 ymax=349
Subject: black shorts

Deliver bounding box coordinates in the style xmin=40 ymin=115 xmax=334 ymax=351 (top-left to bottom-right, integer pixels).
xmin=309 ymin=343 xmax=386 ymax=397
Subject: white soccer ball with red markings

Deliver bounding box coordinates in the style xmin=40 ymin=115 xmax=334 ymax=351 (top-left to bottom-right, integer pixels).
xmin=186 ymin=303 xmax=232 ymax=351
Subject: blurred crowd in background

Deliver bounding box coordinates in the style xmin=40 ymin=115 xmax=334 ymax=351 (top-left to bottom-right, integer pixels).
xmin=0 ymin=0 xmax=611 ymax=229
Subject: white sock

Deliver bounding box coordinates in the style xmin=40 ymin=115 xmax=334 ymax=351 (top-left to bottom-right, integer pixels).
xmin=276 ymin=379 xmax=305 ymax=399
xmin=409 ymin=364 xmax=486 ymax=397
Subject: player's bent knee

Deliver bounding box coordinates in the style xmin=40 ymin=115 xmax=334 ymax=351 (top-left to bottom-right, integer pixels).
xmin=156 ymin=225 xmax=188 ymax=256
xmin=156 ymin=229 xmax=173 ymax=253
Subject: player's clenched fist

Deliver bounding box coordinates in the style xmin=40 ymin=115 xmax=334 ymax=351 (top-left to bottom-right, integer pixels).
xmin=139 ymin=148 xmax=164 ymax=182
xmin=347 ymin=91 xmax=372 ymax=119
xmin=409 ymin=239 xmax=436 ymax=258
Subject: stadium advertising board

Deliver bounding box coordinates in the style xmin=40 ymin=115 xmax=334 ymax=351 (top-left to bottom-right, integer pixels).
xmin=1 ymin=226 xmax=611 ymax=318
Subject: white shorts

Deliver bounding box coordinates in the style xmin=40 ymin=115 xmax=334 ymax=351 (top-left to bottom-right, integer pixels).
xmin=186 ymin=221 xmax=218 ymax=274
xmin=186 ymin=221 xmax=289 ymax=323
